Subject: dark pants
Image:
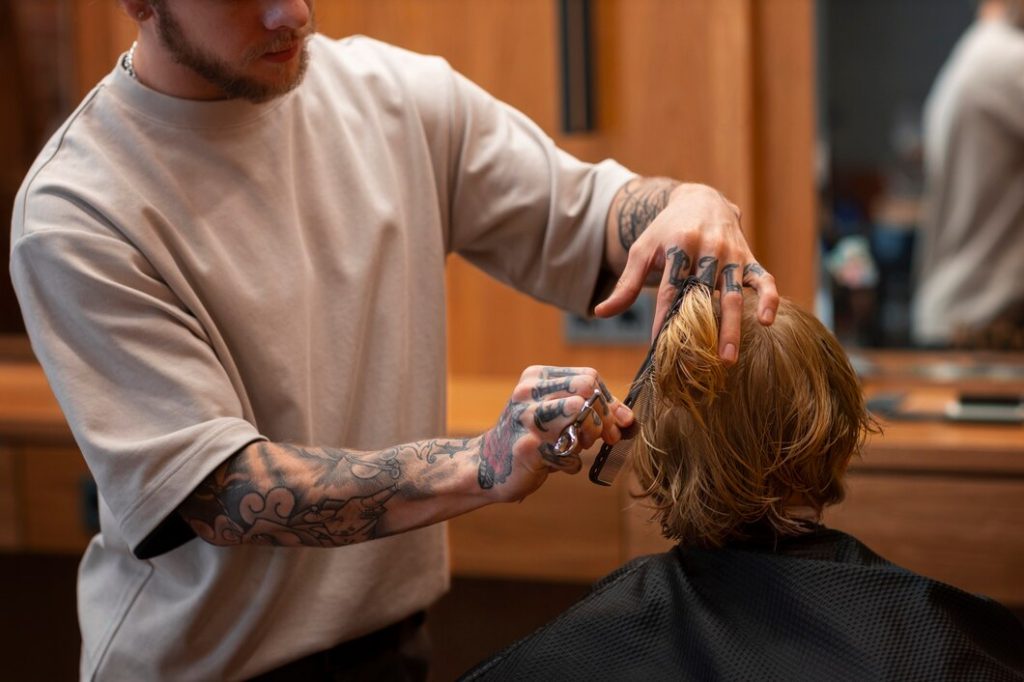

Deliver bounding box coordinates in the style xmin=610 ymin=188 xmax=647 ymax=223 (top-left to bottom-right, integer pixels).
xmin=248 ymin=611 xmax=430 ymax=682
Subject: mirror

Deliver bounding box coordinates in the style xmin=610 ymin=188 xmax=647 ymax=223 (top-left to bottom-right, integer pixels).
xmin=816 ymin=0 xmax=1024 ymax=351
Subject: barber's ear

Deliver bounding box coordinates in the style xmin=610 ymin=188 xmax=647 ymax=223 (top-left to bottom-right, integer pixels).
xmin=120 ymin=1 xmax=152 ymax=21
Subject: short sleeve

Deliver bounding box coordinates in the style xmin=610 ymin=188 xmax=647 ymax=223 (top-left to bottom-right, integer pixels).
xmin=11 ymin=198 xmax=264 ymax=557
xmin=371 ymin=38 xmax=635 ymax=316
xmin=443 ymin=70 xmax=634 ymax=315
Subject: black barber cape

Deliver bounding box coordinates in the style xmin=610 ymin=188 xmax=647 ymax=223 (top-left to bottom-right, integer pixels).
xmin=461 ymin=527 xmax=1024 ymax=681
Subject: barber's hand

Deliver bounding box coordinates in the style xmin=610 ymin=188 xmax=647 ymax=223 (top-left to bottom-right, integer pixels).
xmin=476 ymin=366 xmax=633 ymax=502
xmin=595 ymin=181 xmax=779 ymax=365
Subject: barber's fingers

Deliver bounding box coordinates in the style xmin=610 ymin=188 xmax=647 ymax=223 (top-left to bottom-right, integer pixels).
xmin=743 ymin=262 xmax=779 ymax=326
xmin=526 ymin=392 xmax=611 ymax=451
xmin=516 ymin=366 xmax=592 ymax=400
xmin=526 ymin=397 xmax=600 ymax=474
xmin=594 ymin=241 xmax=659 ymax=320
xmin=715 ymin=263 xmax=743 ymax=364
xmin=514 ymin=366 xmax=633 ymax=440
xmin=528 ymin=396 xmax=579 ymax=436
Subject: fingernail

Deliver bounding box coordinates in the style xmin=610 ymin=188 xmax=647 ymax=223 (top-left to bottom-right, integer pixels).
xmin=723 ymin=343 xmax=737 ymax=363
xmin=762 ymin=308 xmax=775 ymax=325
xmin=615 ymin=403 xmax=634 ymax=425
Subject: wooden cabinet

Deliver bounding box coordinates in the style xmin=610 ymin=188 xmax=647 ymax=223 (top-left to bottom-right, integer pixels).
xmin=826 ymin=473 xmax=1024 ymax=604
xmin=0 ymin=357 xmax=92 ymax=553
xmin=0 ymin=443 xmax=92 ymax=553
xmin=18 ymin=445 xmax=92 ymax=552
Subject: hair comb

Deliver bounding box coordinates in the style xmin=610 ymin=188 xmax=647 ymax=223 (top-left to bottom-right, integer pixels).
xmin=589 ymin=277 xmax=705 ymax=486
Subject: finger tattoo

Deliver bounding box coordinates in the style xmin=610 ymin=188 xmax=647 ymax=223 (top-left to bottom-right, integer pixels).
xmin=744 ymin=262 xmax=767 ymax=279
xmin=533 ymin=399 xmax=570 ymax=432
xmin=697 ymin=256 xmax=719 ymax=288
xmin=532 ymin=378 xmax=576 ymax=401
xmin=596 ymin=380 xmax=612 ymax=410
xmin=666 ymin=246 xmax=692 ymax=288
xmin=722 ymin=263 xmax=742 ymax=293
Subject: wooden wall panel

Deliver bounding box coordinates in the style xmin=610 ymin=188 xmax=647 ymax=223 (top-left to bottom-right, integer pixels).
xmin=592 ymin=0 xmax=757 ymax=208
xmin=753 ymin=0 xmax=818 ymax=309
xmin=71 ymin=0 xmax=135 ymax=100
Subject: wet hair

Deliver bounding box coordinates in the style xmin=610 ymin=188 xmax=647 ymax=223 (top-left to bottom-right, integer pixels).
xmin=630 ymin=287 xmax=879 ymax=548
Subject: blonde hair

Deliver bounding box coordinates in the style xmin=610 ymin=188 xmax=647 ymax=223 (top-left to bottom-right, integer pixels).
xmin=630 ymin=287 xmax=879 ymax=548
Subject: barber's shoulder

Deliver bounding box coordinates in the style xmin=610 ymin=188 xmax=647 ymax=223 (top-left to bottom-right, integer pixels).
xmin=319 ymin=33 xmax=454 ymax=81
xmin=312 ymin=33 xmax=458 ymax=124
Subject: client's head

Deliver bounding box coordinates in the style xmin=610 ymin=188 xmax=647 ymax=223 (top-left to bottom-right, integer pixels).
xmin=631 ymin=287 xmax=878 ymax=548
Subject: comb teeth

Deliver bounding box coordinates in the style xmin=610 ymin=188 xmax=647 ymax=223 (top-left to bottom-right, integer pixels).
xmin=589 ymin=370 xmax=655 ymax=485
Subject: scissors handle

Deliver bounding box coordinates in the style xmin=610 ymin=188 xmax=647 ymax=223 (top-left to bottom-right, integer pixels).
xmin=551 ymin=388 xmax=606 ymax=457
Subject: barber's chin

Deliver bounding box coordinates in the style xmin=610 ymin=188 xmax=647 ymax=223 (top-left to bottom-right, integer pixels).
xmin=244 ymin=74 xmax=305 ymax=104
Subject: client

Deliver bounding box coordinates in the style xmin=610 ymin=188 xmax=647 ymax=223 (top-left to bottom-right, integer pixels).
xmin=463 ymin=288 xmax=1024 ymax=681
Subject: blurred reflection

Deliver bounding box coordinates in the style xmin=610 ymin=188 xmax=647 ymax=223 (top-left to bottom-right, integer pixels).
xmin=912 ymin=0 xmax=1024 ymax=350
xmin=817 ymin=0 xmax=972 ymax=348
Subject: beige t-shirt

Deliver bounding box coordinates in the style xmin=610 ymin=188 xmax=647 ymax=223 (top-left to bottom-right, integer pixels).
xmin=11 ymin=35 xmax=633 ymax=680
xmin=912 ymin=19 xmax=1024 ymax=345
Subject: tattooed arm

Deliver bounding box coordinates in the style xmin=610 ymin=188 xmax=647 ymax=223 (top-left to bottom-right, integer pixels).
xmin=177 ymin=366 xmax=632 ymax=548
xmin=594 ymin=177 xmax=779 ymax=364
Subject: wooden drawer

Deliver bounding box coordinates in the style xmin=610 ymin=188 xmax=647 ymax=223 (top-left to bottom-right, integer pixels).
xmin=825 ymin=472 xmax=1024 ymax=605
xmin=0 ymin=445 xmax=19 ymax=547
xmin=20 ymin=445 xmax=92 ymax=553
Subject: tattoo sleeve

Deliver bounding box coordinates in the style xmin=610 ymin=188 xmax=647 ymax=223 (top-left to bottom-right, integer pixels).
xmin=178 ymin=437 xmax=478 ymax=548
xmin=613 ymin=177 xmax=680 ymax=252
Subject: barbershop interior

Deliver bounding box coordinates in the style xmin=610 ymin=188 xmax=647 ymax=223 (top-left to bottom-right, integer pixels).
xmin=1 ymin=0 xmax=1022 ymax=680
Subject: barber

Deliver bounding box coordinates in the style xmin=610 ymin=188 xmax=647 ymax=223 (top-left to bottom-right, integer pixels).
xmin=10 ymin=1 xmax=778 ymax=679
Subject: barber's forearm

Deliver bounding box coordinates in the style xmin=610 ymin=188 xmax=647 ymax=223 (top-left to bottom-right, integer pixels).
xmin=177 ymin=437 xmax=487 ymax=548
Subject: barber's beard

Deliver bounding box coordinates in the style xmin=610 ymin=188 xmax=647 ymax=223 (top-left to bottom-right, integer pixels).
xmin=155 ymin=7 xmax=314 ymax=103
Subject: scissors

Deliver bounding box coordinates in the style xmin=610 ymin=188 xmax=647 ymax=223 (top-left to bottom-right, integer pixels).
xmin=549 ymin=387 xmax=610 ymax=458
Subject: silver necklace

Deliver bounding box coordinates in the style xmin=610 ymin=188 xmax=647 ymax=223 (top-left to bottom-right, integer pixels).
xmin=123 ymin=41 xmax=138 ymax=80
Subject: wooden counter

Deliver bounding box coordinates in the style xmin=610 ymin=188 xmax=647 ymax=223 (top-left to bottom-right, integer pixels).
xmin=2 ymin=352 xmax=1022 ymax=606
